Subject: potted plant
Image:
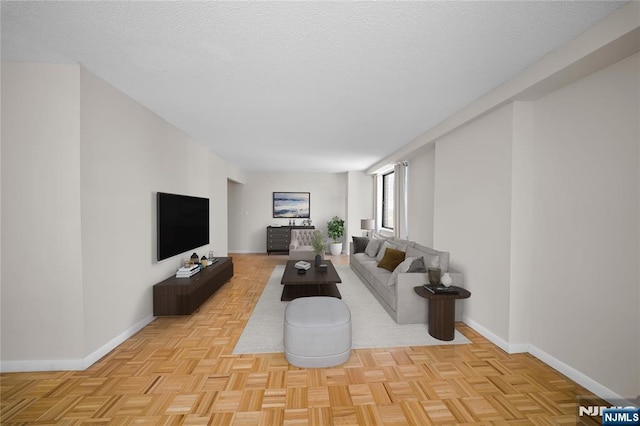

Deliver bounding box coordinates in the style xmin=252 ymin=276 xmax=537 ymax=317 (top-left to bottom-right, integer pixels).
xmin=311 ymin=230 xmax=325 ymax=266
xmin=327 ymin=216 xmax=345 ymax=256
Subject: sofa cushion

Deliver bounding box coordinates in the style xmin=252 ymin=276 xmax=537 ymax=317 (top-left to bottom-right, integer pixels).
xmin=352 ymin=236 xmax=369 ymax=254
xmin=375 ymin=274 xmax=396 ymax=307
xmin=365 ymin=265 xmax=395 ymax=307
xmin=364 ymin=238 xmax=382 ymax=257
xmin=388 ymin=256 xmax=416 ymax=286
xmin=352 ymin=252 xmax=373 ymax=263
xmin=391 ymin=238 xmax=415 ymax=248
xmin=377 ymin=247 xmax=406 ymax=272
xmin=372 ymin=232 xmax=391 ymax=241
xmin=390 ymin=241 xmax=408 ymax=253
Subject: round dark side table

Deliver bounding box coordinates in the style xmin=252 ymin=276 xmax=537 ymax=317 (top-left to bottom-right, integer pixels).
xmin=413 ymin=286 xmax=471 ymax=341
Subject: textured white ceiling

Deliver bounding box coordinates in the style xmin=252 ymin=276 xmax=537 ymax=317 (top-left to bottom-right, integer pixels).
xmin=1 ymin=1 xmax=625 ymax=172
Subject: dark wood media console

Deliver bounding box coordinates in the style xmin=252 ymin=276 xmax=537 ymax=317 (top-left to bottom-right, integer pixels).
xmin=153 ymin=257 xmax=233 ymax=316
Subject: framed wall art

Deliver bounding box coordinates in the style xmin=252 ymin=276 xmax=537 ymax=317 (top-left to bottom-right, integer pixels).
xmin=273 ymin=192 xmax=310 ymax=218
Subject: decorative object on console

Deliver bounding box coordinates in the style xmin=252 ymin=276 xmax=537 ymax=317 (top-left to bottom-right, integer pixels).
xmin=190 ymin=252 xmax=199 ymax=265
xmin=201 ymin=256 xmax=208 ymax=267
xmin=176 ymin=263 xmax=201 ymax=278
xmin=327 ymin=216 xmax=345 ymax=255
xmin=441 ymin=272 xmax=453 ymax=287
xmin=273 ymin=192 xmax=310 ymax=218
xmin=427 ymin=267 xmax=441 ymax=285
xmin=360 ymin=219 xmax=375 ymax=237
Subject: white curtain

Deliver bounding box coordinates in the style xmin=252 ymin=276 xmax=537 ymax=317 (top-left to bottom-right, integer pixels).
xmin=373 ymin=173 xmax=381 ymax=232
xmin=393 ymin=161 xmax=408 ymax=239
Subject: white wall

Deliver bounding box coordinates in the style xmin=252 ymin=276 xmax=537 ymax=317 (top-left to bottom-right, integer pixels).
xmin=1 ymin=63 xmax=85 ymax=364
xmin=508 ymin=102 xmax=534 ymax=348
xmin=416 ymin=54 xmax=639 ymax=401
xmin=79 ymin=68 xmax=229 ymax=358
xmin=433 ymin=104 xmax=515 ymax=342
xmin=346 ymin=171 xmax=373 ymax=252
xmin=228 ymin=172 xmax=347 ymax=253
xmin=530 ymin=53 xmax=639 ymax=400
xmin=1 ymin=63 xmax=234 ymax=370
xmin=0 ymin=63 xmax=2 ymax=360
xmin=407 ymin=146 xmax=436 ymax=246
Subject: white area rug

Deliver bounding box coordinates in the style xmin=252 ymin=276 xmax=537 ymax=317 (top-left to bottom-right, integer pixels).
xmin=233 ymin=264 xmax=470 ymax=354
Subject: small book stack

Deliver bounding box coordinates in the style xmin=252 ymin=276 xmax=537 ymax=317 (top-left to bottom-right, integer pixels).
xmin=423 ymin=284 xmax=457 ymax=294
xmin=294 ymin=261 xmax=311 ymax=270
xmin=176 ymin=264 xmax=201 ymax=278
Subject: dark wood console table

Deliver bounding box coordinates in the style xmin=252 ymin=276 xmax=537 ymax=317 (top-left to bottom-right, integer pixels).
xmin=153 ymin=257 xmax=233 ymax=316
xmin=413 ymin=285 xmax=471 ymax=341
xmin=266 ymin=225 xmax=314 ymax=255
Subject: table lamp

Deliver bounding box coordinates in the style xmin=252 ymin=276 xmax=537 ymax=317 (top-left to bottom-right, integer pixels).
xmin=360 ymin=219 xmax=375 ymax=237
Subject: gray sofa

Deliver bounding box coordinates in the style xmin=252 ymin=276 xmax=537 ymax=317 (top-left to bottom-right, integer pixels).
xmin=350 ymin=235 xmax=464 ymax=324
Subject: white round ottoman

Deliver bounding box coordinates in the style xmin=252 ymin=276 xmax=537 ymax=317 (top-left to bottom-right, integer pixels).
xmin=284 ymin=297 xmax=352 ymax=368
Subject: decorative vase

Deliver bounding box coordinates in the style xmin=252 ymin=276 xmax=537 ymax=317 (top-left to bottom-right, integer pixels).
xmin=329 ymin=242 xmax=342 ymax=256
xmin=427 ymin=268 xmax=441 ymax=285
xmin=314 ymin=254 xmax=322 ymax=267
xmin=441 ymin=272 xmax=453 ymax=287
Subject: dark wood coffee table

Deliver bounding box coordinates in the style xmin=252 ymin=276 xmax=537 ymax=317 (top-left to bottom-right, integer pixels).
xmin=280 ymin=260 xmax=342 ymax=301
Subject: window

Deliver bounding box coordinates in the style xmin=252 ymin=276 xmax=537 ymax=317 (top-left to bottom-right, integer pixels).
xmin=382 ymin=171 xmax=394 ymax=229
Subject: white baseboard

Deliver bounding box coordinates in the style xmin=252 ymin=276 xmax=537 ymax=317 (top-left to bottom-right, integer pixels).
xmin=463 ymin=316 xmax=634 ymax=406
xmin=0 ymin=358 xmax=85 ymax=372
xmin=527 ymin=345 xmax=635 ymax=406
xmin=463 ymin=315 xmax=529 ymax=354
xmin=0 ymin=314 xmax=155 ymax=373
xmin=81 ymin=314 xmax=155 ymax=369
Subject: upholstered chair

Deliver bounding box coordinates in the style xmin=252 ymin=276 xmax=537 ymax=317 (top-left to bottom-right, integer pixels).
xmin=289 ymin=229 xmax=324 ymax=261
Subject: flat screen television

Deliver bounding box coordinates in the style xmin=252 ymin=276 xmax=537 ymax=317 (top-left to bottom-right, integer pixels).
xmin=157 ymin=192 xmax=210 ymax=261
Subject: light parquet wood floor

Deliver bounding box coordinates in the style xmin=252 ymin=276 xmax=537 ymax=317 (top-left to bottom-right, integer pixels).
xmin=1 ymin=254 xmax=605 ymax=425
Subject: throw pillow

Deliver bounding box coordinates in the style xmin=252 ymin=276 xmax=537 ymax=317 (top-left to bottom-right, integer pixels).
xmin=352 ymin=236 xmax=369 ymax=254
xmin=407 ymin=256 xmax=428 ymax=273
xmin=377 ymin=241 xmax=396 ymax=262
xmin=377 ymin=247 xmax=406 ymax=272
xmin=387 ymin=256 xmax=416 ymax=286
xmin=364 ymin=238 xmax=381 ymax=257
